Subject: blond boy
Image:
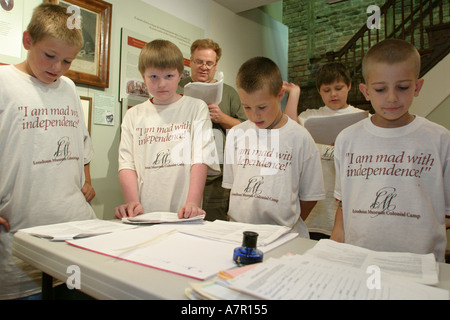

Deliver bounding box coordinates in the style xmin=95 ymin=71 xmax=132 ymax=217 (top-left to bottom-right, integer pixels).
xmin=331 ymin=39 xmax=450 ymax=262
xmin=0 ymin=4 xmax=96 ymax=299
xmin=223 ymin=57 xmax=325 ymax=237
xmin=115 ymin=40 xmax=220 ymax=219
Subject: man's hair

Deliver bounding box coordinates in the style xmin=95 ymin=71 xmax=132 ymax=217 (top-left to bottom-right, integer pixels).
xmin=316 ymin=62 xmax=351 ymax=90
xmin=138 ymin=39 xmax=184 ymax=75
xmin=190 ymin=39 xmax=222 ymax=62
xmin=236 ymin=57 xmax=283 ymax=97
xmin=362 ymin=38 xmax=421 ymax=82
xmin=27 ymin=3 xmax=83 ymax=49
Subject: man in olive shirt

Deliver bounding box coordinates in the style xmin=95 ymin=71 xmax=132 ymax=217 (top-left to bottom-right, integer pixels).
xmin=178 ymin=39 xmax=246 ymax=221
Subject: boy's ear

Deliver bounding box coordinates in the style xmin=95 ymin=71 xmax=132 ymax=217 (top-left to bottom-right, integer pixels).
xmin=359 ymin=83 xmax=370 ymax=101
xmin=278 ymin=87 xmax=285 ymax=101
xmin=22 ymin=31 xmax=33 ymax=50
xmin=414 ymin=78 xmax=424 ymax=97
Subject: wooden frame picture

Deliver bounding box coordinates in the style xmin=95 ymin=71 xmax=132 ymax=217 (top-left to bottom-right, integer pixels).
xmin=46 ymin=0 xmax=112 ymax=88
xmin=80 ymin=96 xmax=92 ymax=134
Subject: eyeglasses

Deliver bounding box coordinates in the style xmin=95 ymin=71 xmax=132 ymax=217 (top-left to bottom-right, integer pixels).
xmin=192 ymin=59 xmax=216 ymax=69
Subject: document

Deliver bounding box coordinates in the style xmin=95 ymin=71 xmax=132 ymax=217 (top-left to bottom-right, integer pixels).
xmin=304 ymin=111 xmax=369 ymax=145
xmin=66 ymin=223 xmax=296 ymax=280
xmin=184 ymin=72 xmax=224 ymax=105
xmin=304 ymin=239 xmax=439 ymax=285
xmin=228 ymin=255 xmax=449 ymax=300
xmin=179 ymin=220 xmax=292 ymax=246
xmin=18 ymin=219 xmax=136 ymax=241
xmin=122 ymin=211 xmax=205 ymax=224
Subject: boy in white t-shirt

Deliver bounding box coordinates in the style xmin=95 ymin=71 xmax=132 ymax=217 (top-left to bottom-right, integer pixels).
xmin=114 ymin=40 xmax=220 ymax=219
xmin=0 ymin=4 xmax=96 ymax=299
xmin=295 ymin=62 xmax=366 ymax=239
xmin=222 ymin=57 xmax=325 ymax=237
xmin=331 ymin=39 xmax=450 ymax=262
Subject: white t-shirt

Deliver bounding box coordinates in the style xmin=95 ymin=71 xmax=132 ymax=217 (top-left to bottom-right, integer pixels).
xmin=119 ymin=96 xmax=220 ymax=213
xmin=0 ymin=65 xmax=95 ymax=299
xmin=334 ymin=116 xmax=450 ymax=262
xmin=223 ymin=117 xmax=325 ymax=238
xmin=298 ymin=105 xmax=365 ymax=235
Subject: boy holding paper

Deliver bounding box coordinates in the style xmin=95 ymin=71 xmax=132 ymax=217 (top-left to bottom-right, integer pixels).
xmin=115 ymin=40 xmax=220 ymax=220
xmin=287 ymin=62 xmax=366 ymax=239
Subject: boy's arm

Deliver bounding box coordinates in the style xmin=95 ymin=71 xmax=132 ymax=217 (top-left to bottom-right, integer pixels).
xmin=82 ymin=164 xmax=96 ymax=202
xmin=178 ymin=163 xmax=208 ymax=218
xmin=283 ymin=81 xmax=300 ymax=123
xmin=330 ymin=201 xmax=345 ymax=242
xmin=300 ymin=200 xmax=317 ymax=221
xmin=114 ymin=169 xmax=144 ymax=218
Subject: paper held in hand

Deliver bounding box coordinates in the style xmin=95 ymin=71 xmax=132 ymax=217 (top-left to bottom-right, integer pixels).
xmin=122 ymin=211 xmax=205 ymax=224
xmin=304 ymin=111 xmax=369 ymax=145
xmin=183 ymin=71 xmax=224 ymax=105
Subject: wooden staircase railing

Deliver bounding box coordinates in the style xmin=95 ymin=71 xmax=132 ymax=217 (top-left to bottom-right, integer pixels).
xmin=323 ymin=0 xmax=450 ymax=110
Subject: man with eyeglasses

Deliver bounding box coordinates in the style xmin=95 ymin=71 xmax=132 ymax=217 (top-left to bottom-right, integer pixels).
xmin=178 ymin=38 xmax=246 ymax=222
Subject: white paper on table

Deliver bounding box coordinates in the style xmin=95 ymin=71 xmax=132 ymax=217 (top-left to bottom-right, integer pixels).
xmin=179 ymin=220 xmax=292 ymax=246
xmin=18 ymin=219 xmax=136 ymax=241
xmin=304 ymin=111 xmax=369 ymax=145
xmin=66 ymin=224 xmax=297 ymax=280
xmin=304 ymin=239 xmax=440 ymax=285
xmin=228 ymin=254 xmax=449 ymax=300
xmin=122 ymin=211 xmax=205 ymax=224
xmin=184 ymin=72 xmax=223 ymax=105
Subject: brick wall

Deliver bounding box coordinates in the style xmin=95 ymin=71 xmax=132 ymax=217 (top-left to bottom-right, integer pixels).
xmin=283 ymin=0 xmax=380 ymax=113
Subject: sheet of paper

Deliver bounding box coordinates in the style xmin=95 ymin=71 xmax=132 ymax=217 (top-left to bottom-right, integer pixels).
xmin=304 ymin=111 xmax=369 ymax=145
xmin=122 ymin=211 xmax=205 ymax=224
xmin=228 ymin=255 xmax=449 ymax=300
xmin=179 ymin=220 xmax=292 ymax=246
xmin=304 ymin=239 xmax=439 ymax=285
xmin=18 ymin=219 xmax=136 ymax=241
xmin=184 ymin=71 xmax=223 ymax=105
xmin=66 ymin=224 xmax=297 ymax=280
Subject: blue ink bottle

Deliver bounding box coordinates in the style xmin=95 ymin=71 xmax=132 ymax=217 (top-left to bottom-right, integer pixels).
xmin=233 ymin=231 xmax=263 ymax=266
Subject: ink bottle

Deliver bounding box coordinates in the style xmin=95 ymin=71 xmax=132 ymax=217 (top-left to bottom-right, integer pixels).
xmin=233 ymin=231 xmax=263 ymax=266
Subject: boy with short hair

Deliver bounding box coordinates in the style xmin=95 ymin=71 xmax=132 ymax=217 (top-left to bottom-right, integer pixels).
xmin=222 ymin=57 xmax=325 ymax=237
xmin=297 ymin=62 xmax=366 ymax=239
xmin=114 ymin=39 xmax=220 ymax=219
xmin=331 ymin=39 xmax=450 ymax=262
xmin=0 ymin=3 xmax=96 ymax=299
xmin=177 ymin=38 xmax=246 ymax=222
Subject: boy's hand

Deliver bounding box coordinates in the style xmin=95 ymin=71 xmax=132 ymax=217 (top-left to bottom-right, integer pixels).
xmin=177 ymin=202 xmax=205 ymax=219
xmin=0 ymin=217 xmax=10 ymax=232
xmin=114 ymin=202 xmax=144 ymax=219
xmin=82 ymin=182 xmax=96 ymax=202
xmin=283 ymin=81 xmax=301 ymax=96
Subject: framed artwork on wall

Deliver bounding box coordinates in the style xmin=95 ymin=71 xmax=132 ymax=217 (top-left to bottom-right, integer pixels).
xmin=80 ymin=96 xmax=92 ymax=134
xmin=46 ymin=0 xmax=112 ymax=88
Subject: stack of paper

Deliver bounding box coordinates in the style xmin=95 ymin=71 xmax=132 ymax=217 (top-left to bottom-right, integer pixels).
xmin=227 ymin=254 xmax=448 ymax=300
xmin=179 ymin=220 xmax=292 ymax=246
xmin=184 ymin=71 xmax=224 ymax=105
xmin=18 ymin=219 xmax=136 ymax=241
xmin=66 ymin=222 xmax=297 ymax=280
xmin=122 ymin=212 xmax=205 ymax=224
xmin=304 ymin=111 xmax=369 ymax=145
xmin=185 ymin=240 xmax=449 ymax=300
